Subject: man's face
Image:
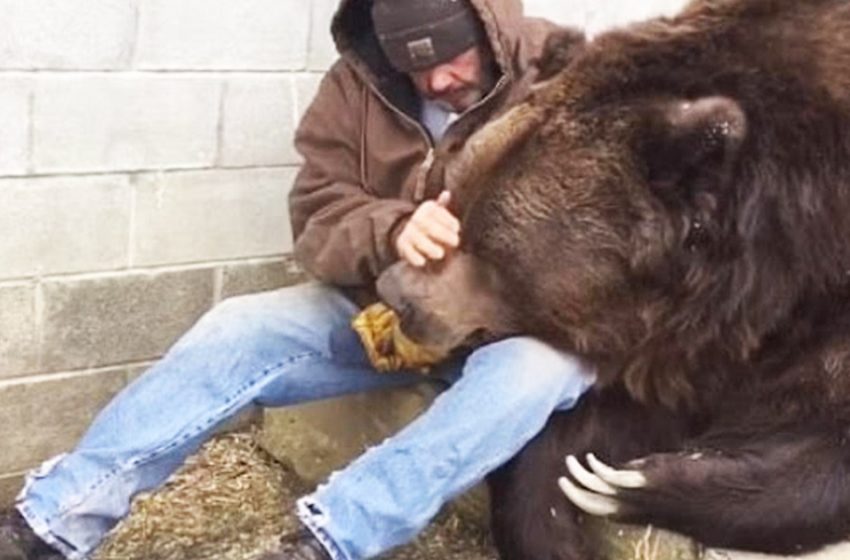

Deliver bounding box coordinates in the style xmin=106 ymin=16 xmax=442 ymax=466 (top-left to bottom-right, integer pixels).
xmin=409 ymin=46 xmax=495 ymax=113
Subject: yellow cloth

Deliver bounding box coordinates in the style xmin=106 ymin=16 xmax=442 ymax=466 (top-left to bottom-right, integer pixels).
xmin=351 ymin=303 xmax=443 ymax=373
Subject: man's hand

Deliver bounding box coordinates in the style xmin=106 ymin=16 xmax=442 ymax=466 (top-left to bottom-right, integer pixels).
xmin=395 ymin=191 xmax=461 ymax=267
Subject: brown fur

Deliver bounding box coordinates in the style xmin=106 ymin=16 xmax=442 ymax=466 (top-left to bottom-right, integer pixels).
xmin=376 ymin=0 xmax=850 ymax=557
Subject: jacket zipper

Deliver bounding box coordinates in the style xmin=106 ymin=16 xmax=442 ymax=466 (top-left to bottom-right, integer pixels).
xmin=365 ymin=73 xmax=509 ymax=201
xmin=366 ymin=82 xmax=433 ymax=147
xmin=366 ymin=74 xmax=510 ymax=148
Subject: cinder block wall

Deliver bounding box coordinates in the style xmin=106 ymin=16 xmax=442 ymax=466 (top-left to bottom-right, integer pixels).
xmin=523 ymin=0 xmax=687 ymax=35
xmin=0 ymin=0 xmax=339 ymax=502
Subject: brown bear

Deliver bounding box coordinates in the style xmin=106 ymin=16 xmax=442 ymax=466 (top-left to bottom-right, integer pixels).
xmin=373 ymin=0 xmax=850 ymax=558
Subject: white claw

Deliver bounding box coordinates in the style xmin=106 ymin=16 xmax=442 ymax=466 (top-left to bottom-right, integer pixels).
xmin=558 ymin=476 xmax=620 ymax=516
xmin=586 ymin=453 xmax=647 ymax=489
xmin=565 ymin=455 xmax=617 ymax=495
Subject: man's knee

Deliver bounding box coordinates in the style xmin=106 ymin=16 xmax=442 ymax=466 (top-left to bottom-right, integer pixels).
xmin=195 ymin=290 xmax=279 ymax=339
xmin=180 ymin=284 xmax=328 ymax=348
xmin=464 ymin=337 xmax=594 ymax=403
xmin=205 ymin=283 xmax=333 ymax=325
xmin=193 ymin=283 xmax=360 ymax=357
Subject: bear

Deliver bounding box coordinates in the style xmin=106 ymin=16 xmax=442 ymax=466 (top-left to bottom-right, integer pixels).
xmin=372 ymin=0 xmax=850 ymax=558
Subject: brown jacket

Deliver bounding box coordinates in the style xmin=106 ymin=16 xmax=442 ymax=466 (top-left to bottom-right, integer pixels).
xmin=290 ymin=0 xmax=558 ymax=295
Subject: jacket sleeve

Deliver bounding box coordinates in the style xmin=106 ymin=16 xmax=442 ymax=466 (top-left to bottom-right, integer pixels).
xmin=290 ymin=63 xmax=417 ymax=287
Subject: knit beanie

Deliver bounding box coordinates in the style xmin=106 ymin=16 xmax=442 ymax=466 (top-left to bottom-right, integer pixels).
xmin=371 ymin=0 xmax=484 ymax=72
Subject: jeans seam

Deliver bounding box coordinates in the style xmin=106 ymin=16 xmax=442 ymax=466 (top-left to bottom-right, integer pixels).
xmin=53 ymin=350 xmax=321 ymax=519
xmin=17 ymin=503 xmax=82 ymax=560
xmin=297 ymin=497 xmax=350 ymax=560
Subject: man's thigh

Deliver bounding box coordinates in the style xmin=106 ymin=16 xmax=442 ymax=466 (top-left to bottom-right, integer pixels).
xmin=217 ymin=283 xmax=435 ymax=406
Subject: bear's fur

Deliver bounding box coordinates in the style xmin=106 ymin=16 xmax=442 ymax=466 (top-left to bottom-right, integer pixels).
xmin=376 ymin=0 xmax=850 ymax=558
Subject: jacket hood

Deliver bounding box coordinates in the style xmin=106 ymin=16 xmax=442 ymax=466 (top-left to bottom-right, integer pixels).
xmin=329 ymin=0 xmax=527 ymax=117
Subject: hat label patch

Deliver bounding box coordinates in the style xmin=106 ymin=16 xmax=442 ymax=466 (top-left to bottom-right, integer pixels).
xmin=407 ymin=37 xmax=436 ymax=63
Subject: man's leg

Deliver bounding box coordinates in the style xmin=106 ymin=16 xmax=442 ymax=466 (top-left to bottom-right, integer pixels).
xmin=295 ymin=337 xmax=595 ymax=560
xmin=14 ymin=283 xmax=427 ymax=560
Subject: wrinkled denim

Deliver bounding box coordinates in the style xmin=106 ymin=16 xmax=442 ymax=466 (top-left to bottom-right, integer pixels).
xmin=17 ymin=283 xmax=594 ymax=560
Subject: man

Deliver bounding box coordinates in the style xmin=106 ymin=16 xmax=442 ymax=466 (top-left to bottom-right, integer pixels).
xmin=0 ymin=1 xmax=594 ymax=559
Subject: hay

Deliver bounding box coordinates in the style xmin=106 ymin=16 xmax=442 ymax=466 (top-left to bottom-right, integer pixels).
xmin=632 ymin=525 xmax=662 ymax=560
xmin=92 ymin=431 xmax=496 ymax=560
xmin=93 ymin=432 xmax=299 ymax=560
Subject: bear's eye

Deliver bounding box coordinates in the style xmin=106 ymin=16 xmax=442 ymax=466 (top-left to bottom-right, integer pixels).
xmin=684 ymin=215 xmax=709 ymax=252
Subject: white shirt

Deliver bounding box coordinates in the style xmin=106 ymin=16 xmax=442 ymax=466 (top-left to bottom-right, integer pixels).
xmin=420 ymin=98 xmax=459 ymax=143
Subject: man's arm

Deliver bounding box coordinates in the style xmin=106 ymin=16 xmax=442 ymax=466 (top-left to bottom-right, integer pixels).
xmin=290 ymin=63 xmax=418 ymax=287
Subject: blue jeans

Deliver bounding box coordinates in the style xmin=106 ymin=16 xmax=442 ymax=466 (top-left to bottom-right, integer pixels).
xmin=17 ymin=283 xmax=594 ymax=560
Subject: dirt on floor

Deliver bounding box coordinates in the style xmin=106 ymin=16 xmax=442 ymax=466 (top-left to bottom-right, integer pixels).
xmin=92 ymin=432 xmax=497 ymax=560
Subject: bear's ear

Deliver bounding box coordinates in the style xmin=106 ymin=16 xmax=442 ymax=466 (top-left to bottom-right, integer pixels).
xmin=640 ymin=96 xmax=747 ymax=193
xmin=534 ymin=27 xmax=586 ymax=81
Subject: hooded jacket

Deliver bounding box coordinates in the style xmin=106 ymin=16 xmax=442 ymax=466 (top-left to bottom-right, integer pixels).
xmin=290 ymin=0 xmax=558 ymax=295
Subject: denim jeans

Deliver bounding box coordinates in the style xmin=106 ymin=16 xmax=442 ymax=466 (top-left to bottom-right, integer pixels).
xmin=17 ymin=283 xmax=594 ymax=560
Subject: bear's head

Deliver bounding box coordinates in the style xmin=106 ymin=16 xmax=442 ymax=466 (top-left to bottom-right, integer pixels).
xmin=377 ymin=7 xmax=850 ymax=410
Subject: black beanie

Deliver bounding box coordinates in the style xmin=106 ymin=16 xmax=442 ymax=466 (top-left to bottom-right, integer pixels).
xmin=371 ymin=0 xmax=483 ymax=73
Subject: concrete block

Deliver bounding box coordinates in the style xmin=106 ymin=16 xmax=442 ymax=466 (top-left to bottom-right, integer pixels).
xmin=260 ymin=384 xmax=439 ymax=483
xmin=0 ymin=175 xmax=130 ymax=279
xmin=132 ymin=168 xmax=294 ymax=267
xmin=220 ymin=257 xmax=306 ymax=300
xmin=0 ymin=0 xmax=135 ymax=69
xmin=308 ymin=0 xmax=339 ymax=71
xmin=135 ymin=0 xmax=308 ymax=70
xmin=41 ymin=269 xmax=214 ymax=372
xmin=125 ymin=362 xmax=154 ymax=384
xmin=0 ymin=472 xmax=25 ymax=508
xmin=0 ymin=76 xmax=30 ymax=176
xmin=220 ymin=76 xmax=298 ymax=167
xmin=0 ymin=368 xmax=127 ymax=474
xmin=33 ymin=75 xmax=220 ymax=174
xmin=522 ymin=0 xmax=591 ymax=29
xmin=522 ymin=0 xmax=689 ymax=37
xmin=0 ymin=284 xmax=38 ymax=380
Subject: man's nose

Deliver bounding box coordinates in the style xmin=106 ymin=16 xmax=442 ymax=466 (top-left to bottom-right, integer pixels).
xmin=427 ymin=67 xmax=455 ymax=93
